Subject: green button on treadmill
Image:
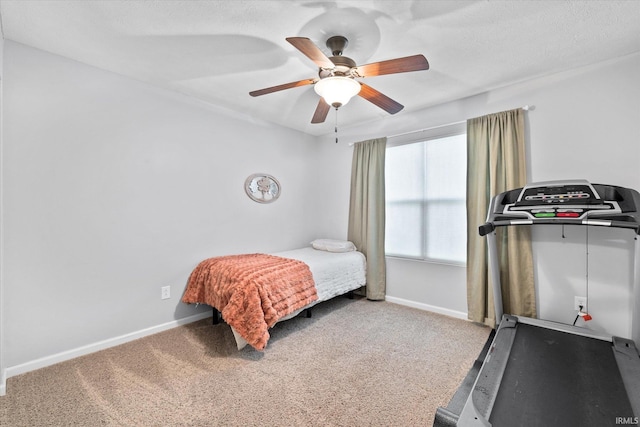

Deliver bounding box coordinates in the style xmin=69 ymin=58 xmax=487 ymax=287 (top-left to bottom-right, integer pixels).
xmin=534 ymin=212 xmax=556 ymax=218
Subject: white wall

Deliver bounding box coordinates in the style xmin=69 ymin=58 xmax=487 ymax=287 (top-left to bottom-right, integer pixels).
xmin=314 ymin=53 xmax=640 ymax=338
xmin=0 ymin=36 xmax=5 ymax=396
xmin=1 ymin=41 xmax=323 ymax=375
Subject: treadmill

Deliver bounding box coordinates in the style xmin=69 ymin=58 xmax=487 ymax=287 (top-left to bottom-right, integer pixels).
xmin=434 ymin=180 xmax=640 ymax=427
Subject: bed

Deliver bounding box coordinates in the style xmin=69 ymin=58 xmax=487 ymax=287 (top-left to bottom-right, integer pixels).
xmin=181 ymin=240 xmax=367 ymax=350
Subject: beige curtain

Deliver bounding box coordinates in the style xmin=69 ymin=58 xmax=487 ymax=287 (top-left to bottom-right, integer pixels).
xmin=348 ymin=137 xmax=387 ymax=301
xmin=466 ymin=108 xmax=535 ymax=327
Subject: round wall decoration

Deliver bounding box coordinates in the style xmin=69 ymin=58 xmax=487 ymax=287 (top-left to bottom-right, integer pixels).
xmin=244 ymin=173 xmax=281 ymax=203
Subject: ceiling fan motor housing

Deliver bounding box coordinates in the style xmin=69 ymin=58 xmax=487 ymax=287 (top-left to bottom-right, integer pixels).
xmin=319 ymin=56 xmax=357 ymax=78
xmin=318 ymin=36 xmax=357 ymax=79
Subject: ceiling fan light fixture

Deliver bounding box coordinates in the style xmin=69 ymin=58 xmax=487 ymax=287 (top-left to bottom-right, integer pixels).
xmin=314 ymin=76 xmax=361 ymax=108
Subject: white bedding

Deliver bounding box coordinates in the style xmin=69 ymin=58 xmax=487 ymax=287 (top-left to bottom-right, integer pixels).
xmin=274 ymin=247 xmax=366 ymax=302
xmin=230 ymin=247 xmax=366 ymax=349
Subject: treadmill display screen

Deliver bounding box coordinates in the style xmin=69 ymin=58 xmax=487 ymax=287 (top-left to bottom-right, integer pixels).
xmin=515 ymin=184 xmax=601 ymax=207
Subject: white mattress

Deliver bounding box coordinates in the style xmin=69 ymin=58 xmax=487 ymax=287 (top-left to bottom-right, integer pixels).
xmin=230 ymin=247 xmax=367 ymax=349
xmin=273 ymin=247 xmax=366 ymax=302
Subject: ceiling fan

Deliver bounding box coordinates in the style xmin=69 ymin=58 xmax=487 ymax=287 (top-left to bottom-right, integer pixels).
xmin=249 ymin=36 xmax=429 ymax=124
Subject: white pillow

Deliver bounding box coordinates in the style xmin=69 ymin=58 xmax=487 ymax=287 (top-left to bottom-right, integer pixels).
xmin=311 ymin=239 xmax=356 ymax=253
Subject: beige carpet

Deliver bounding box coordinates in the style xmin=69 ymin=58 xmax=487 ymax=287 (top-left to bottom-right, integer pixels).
xmin=0 ymin=297 xmax=490 ymax=426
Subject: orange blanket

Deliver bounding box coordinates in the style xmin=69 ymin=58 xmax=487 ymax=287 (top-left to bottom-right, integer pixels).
xmin=181 ymin=253 xmax=317 ymax=350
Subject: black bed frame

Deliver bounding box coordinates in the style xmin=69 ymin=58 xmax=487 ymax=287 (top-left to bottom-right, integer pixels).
xmin=211 ymin=290 xmax=355 ymax=325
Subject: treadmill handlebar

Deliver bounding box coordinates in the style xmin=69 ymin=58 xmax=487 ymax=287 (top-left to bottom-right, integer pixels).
xmin=479 ymin=218 xmax=640 ymax=236
xmin=478 ymin=223 xmax=495 ymax=236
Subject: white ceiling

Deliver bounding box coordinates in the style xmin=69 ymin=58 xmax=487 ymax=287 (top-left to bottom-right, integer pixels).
xmin=1 ymin=0 xmax=639 ymax=136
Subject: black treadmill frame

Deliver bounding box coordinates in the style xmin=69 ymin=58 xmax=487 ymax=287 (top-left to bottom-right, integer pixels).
xmin=455 ymin=180 xmax=640 ymax=426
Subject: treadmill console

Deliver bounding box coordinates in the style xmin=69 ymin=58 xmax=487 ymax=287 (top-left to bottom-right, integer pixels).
xmin=479 ymin=179 xmax=640 ymax=236
xmin=501 ymin=181 xmax=622 ymax=220
xmin=508 ymin=180 xmax=612 ymax=219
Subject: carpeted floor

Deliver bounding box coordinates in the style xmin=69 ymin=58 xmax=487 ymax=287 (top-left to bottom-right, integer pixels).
xmin=0 ymin=297 xmax=490 ymax=426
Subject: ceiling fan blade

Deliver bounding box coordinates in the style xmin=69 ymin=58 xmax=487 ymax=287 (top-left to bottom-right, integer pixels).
xmin=311 ymin=98 xmax=331 ymax=124
xmin=355 ymin=54 xmax=429 ymax=77
xmin=358 ymin=83 xmax=404 ymax=115
xmin=249 ymin=78 xmax=316 ymax=97
xmin=286 ymin=37 xmax=335 ymax=69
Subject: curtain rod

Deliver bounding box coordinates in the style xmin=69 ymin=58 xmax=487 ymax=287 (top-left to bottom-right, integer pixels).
xmin=349 ymin=105 xmax=532 ymax=146
xmin=386 ymin=119 xmax=465 ymax=139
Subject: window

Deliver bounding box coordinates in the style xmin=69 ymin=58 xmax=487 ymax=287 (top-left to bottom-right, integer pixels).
xmin=385 ymin=125 xmax=466 ymax=264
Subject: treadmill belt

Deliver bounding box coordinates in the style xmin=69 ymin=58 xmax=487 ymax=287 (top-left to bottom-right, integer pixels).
xmin=489 ymin=323 xmax=634 ymax=426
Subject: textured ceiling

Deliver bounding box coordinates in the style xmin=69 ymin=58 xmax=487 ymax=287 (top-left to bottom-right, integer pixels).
xmin=1 ymin=0 xmax=639 ymax=136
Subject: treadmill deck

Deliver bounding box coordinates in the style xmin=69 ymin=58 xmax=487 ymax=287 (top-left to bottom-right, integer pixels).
xmin=490 ymin=323 xmax=634 ymax=426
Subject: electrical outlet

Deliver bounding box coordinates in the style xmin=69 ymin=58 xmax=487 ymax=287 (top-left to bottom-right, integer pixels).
xmin=574 ymin=296 xmax=587 ymax=311
xmin=161 ymin=286 xmax=170 ymax=300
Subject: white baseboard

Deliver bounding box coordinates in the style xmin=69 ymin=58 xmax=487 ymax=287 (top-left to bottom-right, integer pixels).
xmin=385 ymin=296 xmax=469 ymax=320
xmin=4 ymin=312 xmax=211 ymax=383
xmin=0 ymin=371 xmax=6 ymax=396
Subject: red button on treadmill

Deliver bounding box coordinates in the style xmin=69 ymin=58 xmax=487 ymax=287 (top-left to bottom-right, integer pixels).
xmin=557 ymin=212 xmax=579 ymax=217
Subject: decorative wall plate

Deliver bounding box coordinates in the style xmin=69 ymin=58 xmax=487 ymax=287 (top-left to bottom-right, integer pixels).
xmin=244 ymin=173 xmax=281 ymax=203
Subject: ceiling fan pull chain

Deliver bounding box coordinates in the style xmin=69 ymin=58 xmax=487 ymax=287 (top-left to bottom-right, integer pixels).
xmin=335 ymin=108 xmax=339 ymax=143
